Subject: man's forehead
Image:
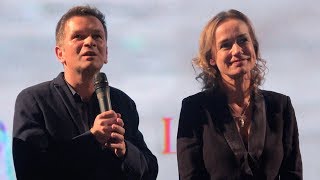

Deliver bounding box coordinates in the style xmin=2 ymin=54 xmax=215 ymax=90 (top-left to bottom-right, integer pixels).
xmin=65 ymin=16 xmax=104 ymax=30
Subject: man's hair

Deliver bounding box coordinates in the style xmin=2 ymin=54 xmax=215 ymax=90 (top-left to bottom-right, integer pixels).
xmin=193 ymin=9 xmax=267 ymax=91
xmin=55 ymin=5 xmax=107 ymax=45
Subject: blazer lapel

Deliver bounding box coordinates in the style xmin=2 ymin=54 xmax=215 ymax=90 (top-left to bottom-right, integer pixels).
xmin=205 ymin=88 xmax=247 ymax=162
xmin=205 ymin=88 xmax=268 ymax=176
xmin=221 ymin=109 xmax=252 ymax=175
xmin=52 ymin=73 xmax=85 ymax=133
xmin=248 ymin=92 xmax=266 ymax=165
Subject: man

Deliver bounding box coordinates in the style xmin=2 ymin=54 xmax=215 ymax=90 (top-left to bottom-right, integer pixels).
xmin=12 ymin=5 xmax=158 ymax=180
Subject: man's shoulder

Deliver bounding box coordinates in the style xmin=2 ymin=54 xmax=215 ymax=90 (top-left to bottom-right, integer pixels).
xmin=18 ymin=73 xmax=63 ymax=96
xmin=109 ymin=86 xmax=133 ymax=102
xmin=14 ymin=80 xmax=56 ymax=108
xmin=16 ymin=72 xmax=65 ymax=101
xmin=19 ymin=80 xmax=52 ymax=96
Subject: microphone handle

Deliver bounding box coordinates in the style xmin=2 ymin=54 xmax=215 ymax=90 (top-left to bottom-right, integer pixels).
xmin=96 ymin=86 xmax=112 ymax=112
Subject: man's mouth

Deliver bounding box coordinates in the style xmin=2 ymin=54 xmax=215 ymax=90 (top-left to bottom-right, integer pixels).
xmin=82 ymin=51 xmax=97 ymax=56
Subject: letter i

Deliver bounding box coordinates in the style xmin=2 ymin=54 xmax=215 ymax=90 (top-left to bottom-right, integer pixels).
xmin=162 ymin=117 xmax=175 ymax=154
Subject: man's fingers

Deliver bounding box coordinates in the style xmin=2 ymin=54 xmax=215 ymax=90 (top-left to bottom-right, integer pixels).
xmin=112 ymin=124 xmax=125 ymax=135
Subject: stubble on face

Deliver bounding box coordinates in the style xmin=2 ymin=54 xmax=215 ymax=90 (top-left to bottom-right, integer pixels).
xmin=60 ymin=16 xmax=107 ymax=77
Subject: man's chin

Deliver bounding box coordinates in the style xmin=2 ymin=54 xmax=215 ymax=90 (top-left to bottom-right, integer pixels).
xmin=76 ymin=64 xmax=103 ymax=75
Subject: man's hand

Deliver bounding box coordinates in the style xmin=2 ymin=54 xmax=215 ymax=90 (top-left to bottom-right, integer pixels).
xmin=90 ymin=110 xmax=126 ymax=158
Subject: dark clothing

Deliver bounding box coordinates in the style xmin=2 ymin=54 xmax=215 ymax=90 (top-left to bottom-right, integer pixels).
xmin=177 ymin=87 xmax=302 ymax=180
xmin=13 ymin=72 xmax=158 ymax=180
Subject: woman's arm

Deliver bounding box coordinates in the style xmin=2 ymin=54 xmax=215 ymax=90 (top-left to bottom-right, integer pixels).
xmin=177 ymin=98 xmax=209 ymax=180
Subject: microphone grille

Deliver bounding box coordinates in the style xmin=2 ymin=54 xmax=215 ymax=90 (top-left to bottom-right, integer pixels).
xmin=94 ymin=72 xmax=108 ymax=88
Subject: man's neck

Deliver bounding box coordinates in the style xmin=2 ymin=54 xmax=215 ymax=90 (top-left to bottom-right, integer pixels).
xmin=64 ymin=72 xmax=95 ymax=102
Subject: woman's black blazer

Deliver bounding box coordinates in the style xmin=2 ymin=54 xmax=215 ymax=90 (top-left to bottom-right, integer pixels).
xmin=177 ymin=88 xmax=302 ymax=179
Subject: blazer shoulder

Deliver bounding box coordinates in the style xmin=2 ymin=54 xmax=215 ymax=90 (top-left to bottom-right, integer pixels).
xmin=182 ymin=91 xmax=208 ymax=105
xmin=109 ymin=86 xmax=137 ymax=112
xmin=109 ymin=86 xmax=134 ymax=102
xmin=17 ymin=80 xmax=53 ymax=99
xmin=182 ymin=88 xmax=222 ymax=105
xmin=261 ymin=90 xmax=290 ymax=101
xmin=260 ymin=90 xmax=293 ymax=112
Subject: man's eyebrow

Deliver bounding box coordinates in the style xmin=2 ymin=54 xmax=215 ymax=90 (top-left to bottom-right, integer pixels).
xmin=71 ymin=29 xmax=104 ymax=34
xmin=237 ymin=33 xmax=248 ymax=38
xmin=92 ymin=29 xmax=104 ymax=34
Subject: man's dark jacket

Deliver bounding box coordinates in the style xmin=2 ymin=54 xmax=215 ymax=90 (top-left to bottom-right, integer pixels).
xmin=13 ymin=72 xmax=158 ymax=180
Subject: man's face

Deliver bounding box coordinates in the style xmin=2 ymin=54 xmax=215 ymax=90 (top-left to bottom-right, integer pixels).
xmin=55 ymin=15 xmax=108 ymax=76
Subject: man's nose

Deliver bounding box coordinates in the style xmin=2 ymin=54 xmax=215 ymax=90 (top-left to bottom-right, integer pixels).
xmin=84 ymin=36 xmax=96 ymax=47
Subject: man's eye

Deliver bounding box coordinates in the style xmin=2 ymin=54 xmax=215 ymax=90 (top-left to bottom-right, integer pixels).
xmin=73 ymin=34 xmax=82 ymax=39
xmin=93 ymin=34 xmax=102 ymax=39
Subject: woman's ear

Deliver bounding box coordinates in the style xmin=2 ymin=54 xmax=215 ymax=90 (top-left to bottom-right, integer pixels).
xmin=209 ymin=58 xmax=216 ymax=66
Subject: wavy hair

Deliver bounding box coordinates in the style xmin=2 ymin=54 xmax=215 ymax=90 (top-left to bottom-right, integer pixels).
xmin=193 ymin=9 xmax=267 ymax=91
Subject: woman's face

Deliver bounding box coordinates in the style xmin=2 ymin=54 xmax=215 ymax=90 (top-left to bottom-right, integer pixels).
xmin=210 ymin=18 xmax=256 ymax=81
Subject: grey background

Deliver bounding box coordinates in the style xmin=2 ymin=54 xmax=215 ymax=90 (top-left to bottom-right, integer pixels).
xmin=0 ymin=0 xmax=319 ymax=179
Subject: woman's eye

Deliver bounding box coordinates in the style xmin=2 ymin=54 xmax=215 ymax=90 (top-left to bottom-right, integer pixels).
xmin=237 ymin=37 xmax=248 ymax=44
xmin=220 ymin=42 xmax=232 ymax=49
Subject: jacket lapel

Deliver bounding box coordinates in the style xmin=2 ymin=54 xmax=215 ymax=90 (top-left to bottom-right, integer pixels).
xmin=248 ymin=92 xmax=266 ymax=163
xmin=220 ymin=107 xmax=249 ymax=167
xmin=52 ymin=72 xmax=85 ymax=134
xmin=205 ymin=88 xmax=247 ymax=161
xmin=204 ymin=88 xmax=267 ymax=175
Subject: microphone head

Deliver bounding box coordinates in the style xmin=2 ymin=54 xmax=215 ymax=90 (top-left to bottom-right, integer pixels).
xmin=94 ymin=72 xmax=108 ymax=90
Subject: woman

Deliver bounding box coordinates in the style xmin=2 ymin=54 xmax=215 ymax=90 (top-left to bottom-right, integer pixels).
xmin=177 ymin=9 xmax=302 ymax=179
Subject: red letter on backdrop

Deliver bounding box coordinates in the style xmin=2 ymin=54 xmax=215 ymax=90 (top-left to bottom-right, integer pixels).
xmin=162 ymin=117 xmax=175 ymax=154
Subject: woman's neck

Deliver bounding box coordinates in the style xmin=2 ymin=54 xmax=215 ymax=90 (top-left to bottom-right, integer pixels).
xmin=220 ymin=75 xmax=252 ymax=105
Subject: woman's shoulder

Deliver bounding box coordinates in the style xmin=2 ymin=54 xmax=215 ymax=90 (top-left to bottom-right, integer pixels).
xmin=259 ymin=89 xmax=292 ymax=108
xmin=260 ymin=89 xmax=289 ymax=100
xmin=183 ymin=91 xmax=206 ymax=101
xmin=182 ymin=87 xmax=222 ymax=105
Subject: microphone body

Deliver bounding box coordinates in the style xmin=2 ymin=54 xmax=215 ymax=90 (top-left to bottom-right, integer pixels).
xmin=94 ymin=72 xmax=112 ymax=113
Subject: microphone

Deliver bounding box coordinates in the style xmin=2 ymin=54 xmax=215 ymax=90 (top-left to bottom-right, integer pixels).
xmin=94 ymin=72 xmax=112 ymax=113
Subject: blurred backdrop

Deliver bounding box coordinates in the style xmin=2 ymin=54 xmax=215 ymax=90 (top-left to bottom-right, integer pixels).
xmin=0 ymin=0 xmax=319 ymax=179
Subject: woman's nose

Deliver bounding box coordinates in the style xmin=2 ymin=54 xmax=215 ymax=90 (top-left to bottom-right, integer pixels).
xmin=231 ymin=43 xmax=243 ymax=56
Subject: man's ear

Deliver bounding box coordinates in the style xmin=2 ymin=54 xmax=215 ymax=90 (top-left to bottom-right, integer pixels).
xmin=55 ymin=46 xmax=65 ymax=64
xmin=209 ymin=58 xmax=216 ymax=66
